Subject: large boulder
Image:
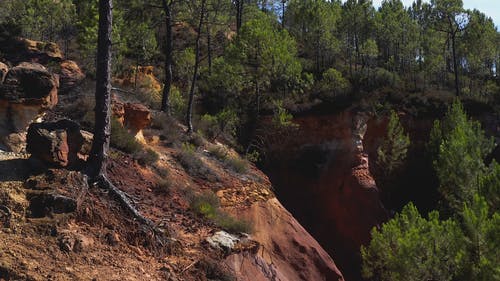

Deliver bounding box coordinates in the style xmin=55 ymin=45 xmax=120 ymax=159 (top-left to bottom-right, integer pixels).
xmin=26 ymin=119 xmax=85 ymax=167
xmin=0 ymin=37 xmax=63 ymax=64
xmin=0 ymin=62 xmax=58 ymax=138
xmin=58 ymin=60 xmax=85 ymax=94
xmin=124 ymin=102 xmax=151 ymax=141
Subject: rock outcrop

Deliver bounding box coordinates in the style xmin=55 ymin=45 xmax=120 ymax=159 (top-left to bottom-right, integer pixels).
xmin=26 ymin=119 xmax=85 ymax=167
xmin=111 ymin=97 xmax=151 ymax=141
xmin=58 ymin=60 xmax=85 ymax=94
xmin=225 ymin=198 xmax=345 ymax=281
xmin=113 ymin=65 xmax=162 ymax=93
xmin=0 ymin=62 xmax=59 ymax=149
xmin=0 ymin=37 xmax=63 ymax=64
xmin=124 ymin=102 xmax=151 ymax=138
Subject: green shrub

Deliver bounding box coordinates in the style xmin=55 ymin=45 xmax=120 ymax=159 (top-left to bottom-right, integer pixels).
xmin=169 ymin=86 xmax=187 ymax=120
xmin=377 ymin=110 xmax=410 ymax=176
xmin=155 ymin=166 xmax=170 ymax=178
xmin=208 ymin=145 xmax=248 ymax=173
xmin=225 ymin=156 xmax=248 ymax=174
xmin=208 ymin=145 xmax=229 ymax=161
xmin=319 ymin=68 xmax=351 ymax=99
xmin=177 ymin=143 xmax=214 ymax=179
xmin=189 ymin=132 xmax=206 ymax=147
xmin=189 ymin=190 xmax=220 ymax=219
xmin=111 ymin=117 xmax=142 ymax=153
xmin=214 ymin=211 xmax=253 ymax=234
xmin=151 ymin=113 xmax=183 ymax=145
xmin=198 ymin=109 xmax=238 ymax=141
xmin=134 ymin=148 xmax=159 ymax=166
xmin=245 ymin=150 xmax=260 ymax=163
xmin=189 ymin=190 xmax=252 ymax=234
xmin=156 ymin=178 xmax=172 ymax=194
xmin=272 ymin=100 xmax=296 ymax=128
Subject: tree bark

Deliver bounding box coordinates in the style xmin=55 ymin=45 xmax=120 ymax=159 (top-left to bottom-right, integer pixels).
xmin=87 ymin=0 xmax=113 ymax=179
xmin=207 ymin=22 xmax=212 ymax=75
xmin=451 ymin=32 xmax=460 ymax=96
xmin=161 ymin=0 xmax=173 ymax=114
xmin=186 ymin=0 xmax=206 ymax=134
xmin=235 ymin=0 xmax=243 ymax=33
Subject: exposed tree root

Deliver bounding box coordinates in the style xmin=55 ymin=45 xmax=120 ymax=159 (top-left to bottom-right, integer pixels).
xmin=0 ymin=205 xmax=12 ymax=227
xmin=86 ymin=174 xmax=180 ymax=256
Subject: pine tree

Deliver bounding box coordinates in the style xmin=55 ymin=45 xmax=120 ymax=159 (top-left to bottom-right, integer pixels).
xmin=377 ymin=111 xmax=410 ymax=177
xmin=87 ymin=0 xmax=113 ymax=179
xmin=429 ymin=100 xmax=494 ymax=212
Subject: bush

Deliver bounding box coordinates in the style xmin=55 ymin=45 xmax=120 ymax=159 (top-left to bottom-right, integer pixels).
xmin=214 ymin=211 xmax=253 ymax=234
xmin=189 ymin=190 xmax=252 ymax=234
xmin=169 ymin=86 xmax=187 ymax=120
xmin=319 ymin=68 xmax=351 ymax=99
xmin=208 ymin=145 xmax=248 ymax=173
xmin=225 ymin=156 xmax=248 ymax=174
xmin=208 ymin=145 xmax=229 ymax=161
xmin=358 ymin=67 xmax=402 ymax=92
xmin=133 ymin=148 xmax=159 ymax=166
xmin=177 ymin=143 xmax=214 ymax=179
xmin=156 ymin=178 xmax=172 ymax=194
xmin=272 ymin=100 xmax=296 ymax=128
xmin=189 ymin=132 xmax=205 ymax=147
xmin=189 ymin=190 xmax=220 ymax=219
xmin=111 ymin=117 xmax=142 ymax=153
xmin=377 ymin=110 xmax=410 ymax=176
xmin=198 ymin=109 xmax=238 ymax=141
xmin=151 ymin=113 xmax=183 ymax=145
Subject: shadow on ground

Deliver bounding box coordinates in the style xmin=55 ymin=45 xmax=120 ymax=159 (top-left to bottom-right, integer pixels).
xmin=0 ymin=158 xmax=38 ymax=182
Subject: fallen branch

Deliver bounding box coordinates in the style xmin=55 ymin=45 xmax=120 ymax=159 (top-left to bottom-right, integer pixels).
xmin=181 ymin=260 xmax=198 ymax=273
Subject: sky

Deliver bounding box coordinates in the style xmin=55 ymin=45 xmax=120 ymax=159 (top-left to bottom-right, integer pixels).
xmin=371 ymin=0 xmax=500 ymax=28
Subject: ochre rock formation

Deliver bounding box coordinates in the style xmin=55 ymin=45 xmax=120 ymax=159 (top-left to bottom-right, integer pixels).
xmin=225 ymin=198 xmax=345 ymax=281
xmin=260 ymin=111 xmax=388 ymax=280
xmin=0 ymin=62 xmax=59 ymax=149
xmin=58 ymin=60 xmax=85 ymax=94
xmin=26 ymin=119 xmax=85 ymax=167
xmin=113 ymin=65 xmax=162 ymax=93
xmin=0 ymin=37 xmax=63 ymax=64
xmin=123 ymin=102 xmax=151 ymax=141
xmin=111 ymin=97 xmax=151 ymax=141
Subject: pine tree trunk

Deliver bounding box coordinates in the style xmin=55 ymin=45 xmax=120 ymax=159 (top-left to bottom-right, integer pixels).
xmin=186 ymin=0 xmax=206 ymax=133
xmin=451 ymin=32 xmax=460 ymax=96
xmin=235 ymin=0 xmax=243 ymax=33
xmin=161 ymin=0 xmax=173 ymax=114
xmin=207 ymin=22 xmax=212 ymax=75
xmin=87 ymin=0 xmax=113 ymax=179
